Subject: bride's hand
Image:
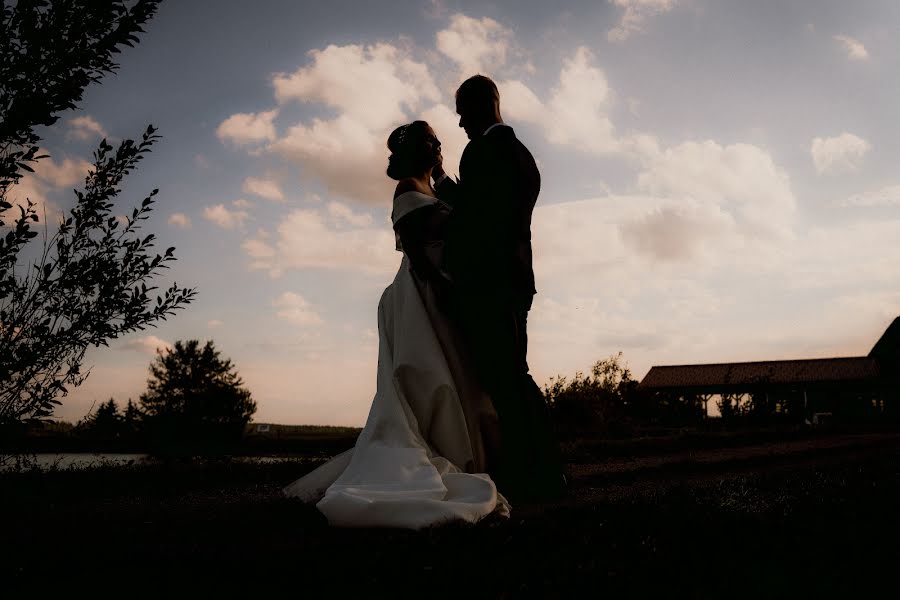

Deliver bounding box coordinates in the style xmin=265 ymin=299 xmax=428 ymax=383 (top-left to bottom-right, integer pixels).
xmin=432 ymin=151 xmax=445 ymax=178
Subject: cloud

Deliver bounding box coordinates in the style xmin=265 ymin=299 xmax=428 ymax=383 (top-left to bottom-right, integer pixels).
xmin=811 ymin=133 xmax=871 ymax=175
xmin=499 ymin=47 xmax=619 ymax=156
xmin=67 ymin=116 xmax=107 ymax=142
xmin=242 ymin=176 xmax=284 ymax=202
xmin=4 ymin=151 xmax=92 ymax=221
xmin=122 ymin=335 xmax=172 ymax=356
xmin=272 ymin=292 xmax=324 ymax=326
xmin=242 ymin=204 xmax=397 ymax=278
xmin=267 ymin=43 xmax=440 ymax=205
xmin=608 ymin=0 xmax=677 ymax=42
xmin=436 ymin=14 xmax=512 ymax=76
xmin=327 ymin=201 xmax=374 ymax=227
xmin=635 ymin=140 xmax=796 ymax=238
xmin=620 ymin=200 xmax=734 ymax=261
xmin=840 ymin=184 xmax=900 ymax=207
xmin=203 ymin=203 xmax=249 ymax=229
xmin=207 ymin=319 xmax=224 ymax=329
xmin=273 ymin=43 xmax=439 ymax=131
xmin=834 ymin=34 xmax=869 ymax=60
xmin=168 ymin=212 xmax=191 ymax=228
xmin=217 ymin=109 xmax=278 ymax=146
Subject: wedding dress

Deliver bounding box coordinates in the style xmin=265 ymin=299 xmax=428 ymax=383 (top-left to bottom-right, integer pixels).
xmin=283 ymin=191 xmax=508 ymax=529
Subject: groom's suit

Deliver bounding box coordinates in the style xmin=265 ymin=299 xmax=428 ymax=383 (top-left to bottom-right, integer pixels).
xmin=436 ymin=124 xmax=563 ymax=500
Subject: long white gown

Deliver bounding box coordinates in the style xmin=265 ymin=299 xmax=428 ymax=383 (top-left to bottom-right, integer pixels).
xmin=283 ymin=191 xmax=509 ymax=529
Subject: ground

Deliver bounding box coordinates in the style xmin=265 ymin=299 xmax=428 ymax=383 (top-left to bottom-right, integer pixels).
xmin=3 ymin=427 xmax=899 ymax=597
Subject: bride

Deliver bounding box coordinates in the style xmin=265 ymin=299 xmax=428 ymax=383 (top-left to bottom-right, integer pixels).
xmin=283 ymin=120 xmax=509 ymax=529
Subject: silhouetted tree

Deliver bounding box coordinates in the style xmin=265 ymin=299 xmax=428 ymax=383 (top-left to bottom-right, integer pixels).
xmin=0 ymin=1 xmax=196 ymax=427
xmin=545 ymin=352 xmax=635 ymax=437
xmin=140 ymin=340 xmax=256 ymax=453
xmin=80 ymin=397 xmax=121 ymax=438
xmin=717 ymin=393 xmax=745 ymax=421
xmin=122 ymin=398 xmax=143 ymax=436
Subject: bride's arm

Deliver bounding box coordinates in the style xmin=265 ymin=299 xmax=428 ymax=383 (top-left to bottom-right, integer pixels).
xmin=394 ymin=207 xmax=452 ymax=291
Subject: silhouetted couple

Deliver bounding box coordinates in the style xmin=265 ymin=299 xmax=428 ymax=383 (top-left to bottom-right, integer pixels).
xmin=285 ymin=75 xmax=564 ymax=528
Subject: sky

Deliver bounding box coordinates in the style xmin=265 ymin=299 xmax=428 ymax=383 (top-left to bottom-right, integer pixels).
xmin=10 ymin=0 xmax=900 ymax=425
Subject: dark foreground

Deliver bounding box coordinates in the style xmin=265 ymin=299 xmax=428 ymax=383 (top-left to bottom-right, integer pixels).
xmin=3 ymin=429 xmax=900 ymax=597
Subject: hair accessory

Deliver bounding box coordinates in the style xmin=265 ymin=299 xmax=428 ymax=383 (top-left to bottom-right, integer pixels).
xmin=396 ymin=124 xmax=411 ymax=147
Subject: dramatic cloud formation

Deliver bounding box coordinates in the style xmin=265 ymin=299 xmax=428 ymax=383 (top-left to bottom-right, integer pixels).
xmin=608 ymin=0 xmax=677 ymax=42
xmin=168 ymin=212 xmax=191 ymax=228
xmin=67 ymin=115 xmax=107 ymax=142
xmin=242 ymin=204 xmax=397 ymax=278
xmin=436 ymin=14 xmax=512 ymax=76
xmin=833 ymin=34 xmax=869 ymax=60
xmin=499 ymin=47 xmax=618 ymax=156
xmin=217 ymin=109 xmax=278 ymax=146
xmin=635 ymin=141 xmax=795 ymax=238
xmin=203 ymin=202 xmax=250 ymax=229
xmin=266 ymin=43 xmax=440 ymax=205
xmin=811 ymin=133 xmax=871 ymax=175
xmin=242 ymin=176 xmax=284 ymax=202
xmin=272 ymin=292 xmax=324 ymax=326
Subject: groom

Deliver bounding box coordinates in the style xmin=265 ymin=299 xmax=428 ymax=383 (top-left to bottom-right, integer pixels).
xmin=432 ymin=75 xmax=564 ymax=501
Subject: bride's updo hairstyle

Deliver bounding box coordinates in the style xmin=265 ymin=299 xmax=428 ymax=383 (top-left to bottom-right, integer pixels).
xmin=386 ymin=120 xmax=429 ymax=180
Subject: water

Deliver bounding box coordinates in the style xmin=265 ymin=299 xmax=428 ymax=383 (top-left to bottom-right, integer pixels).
xmin=0 ymin=453 xmax=314 ymax=472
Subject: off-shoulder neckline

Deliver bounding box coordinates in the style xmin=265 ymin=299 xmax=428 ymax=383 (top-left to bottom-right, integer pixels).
xmin=394 ymin=190 xmax=437 ymax=201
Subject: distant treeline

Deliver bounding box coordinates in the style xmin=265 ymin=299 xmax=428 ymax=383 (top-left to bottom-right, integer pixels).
xmin=3 ymin=412 xmax=361 ymax=456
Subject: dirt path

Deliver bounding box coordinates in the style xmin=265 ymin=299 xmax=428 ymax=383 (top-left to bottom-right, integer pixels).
xmin=515 ymin=431 xmax=900 ymax=512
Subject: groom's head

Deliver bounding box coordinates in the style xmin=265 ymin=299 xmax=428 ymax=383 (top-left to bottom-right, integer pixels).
xmin=455 ymin=75 xmax=502 ymax=140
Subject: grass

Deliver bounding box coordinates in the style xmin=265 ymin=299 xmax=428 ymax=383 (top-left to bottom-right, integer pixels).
xmin=2 ymin=430 xmax=899 ymax=597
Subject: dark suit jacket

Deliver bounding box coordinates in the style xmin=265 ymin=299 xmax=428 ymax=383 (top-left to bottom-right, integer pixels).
xmin=436 ymin=125 xmax=540 ymax=302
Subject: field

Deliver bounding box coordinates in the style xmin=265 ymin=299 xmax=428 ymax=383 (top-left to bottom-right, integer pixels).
xmin=3 ymin=426 xmax=899 ymax=597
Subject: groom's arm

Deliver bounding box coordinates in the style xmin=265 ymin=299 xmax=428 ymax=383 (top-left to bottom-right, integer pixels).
xmin=432 ymin=166 xmax=463 ymax=208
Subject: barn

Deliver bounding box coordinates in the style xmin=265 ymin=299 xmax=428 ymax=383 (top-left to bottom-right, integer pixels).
xmin=638 ymin=317 xmax=900 ymax=421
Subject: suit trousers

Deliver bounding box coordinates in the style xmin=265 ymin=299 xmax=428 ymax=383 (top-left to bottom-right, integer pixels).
xmin=452 ymin=291 xmax=563 ymax=500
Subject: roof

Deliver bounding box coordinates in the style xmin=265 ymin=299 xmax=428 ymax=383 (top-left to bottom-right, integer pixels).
xmin=639 ymin=357 xmax=881 ymax=391
xmin=870 ymin=316 xmax=900 ymax=361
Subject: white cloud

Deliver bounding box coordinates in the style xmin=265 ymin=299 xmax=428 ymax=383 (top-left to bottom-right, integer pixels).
xmin=498 ymin=47 xmax=619 ymax=156
xmin=327 ymin=201 xmax=374 ymax=228
xmin=168 ymin=212 xmax=191 ymax=228
xmin=122 ymin=335 xmax=172 ymax=356
xmin=67 ymin=116 xmax=107 ymax=142
xmin=273 ymin=43 xmax=439 ymax=131
xmin=272 ymin=292 xmax=324 ymax=326
xmin=242 ymin=176 xmax=284 ymax=202
xmin=841 ymin=184 xmax=900 ymax=207
xmin=267 ymin=43 xmax=440 ymax=205
xmin=811 ymin=133 xmax=871 ymax=175
xmin=207 ymin=319 xmax=224 ymax=329
xmin=436 ymin=14 xmax=512 ymax=76
xmin=636 ymin=140 xmax=795 ymax=238
xmin=242 ymin=205 xmax=397 ymax=278
xmin=232 ymin=198 xmax=254 ymax=209
xmin=203 ymin=203 xmax=249 ymax=229
xmin=35 ymin=154 xmax=91 ymax=188
xmin=620 ymin=200 xmax=734 ymax=261
xmin=217 ymin=109 xmax=278 ymax=146
xmin=608 ymin=0 xmax=677 ymax=42
xmin=5 ymin=152 xmax=92 ymax=221
xmin=834 ymin=35 xmax=869 ymax=60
